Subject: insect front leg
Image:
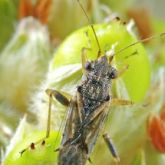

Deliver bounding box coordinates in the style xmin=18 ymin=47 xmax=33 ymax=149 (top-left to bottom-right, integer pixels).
xmin=116 ymin=65 xmax=129 ymax=78
xmin=103 ymin=133 xmax=120 ymax=163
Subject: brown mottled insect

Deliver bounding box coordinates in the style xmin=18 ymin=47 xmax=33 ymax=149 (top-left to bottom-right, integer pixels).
xmin=45 ymin=1 xmax=134 ymax=165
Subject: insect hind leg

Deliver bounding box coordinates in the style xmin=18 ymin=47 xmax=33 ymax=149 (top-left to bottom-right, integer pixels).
xmin=103 ymin=133 xmax=120 ymax=163
xmin=20 ymin=89 xmax=70 ymax=155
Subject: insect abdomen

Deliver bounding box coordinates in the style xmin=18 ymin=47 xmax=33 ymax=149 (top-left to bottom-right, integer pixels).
xmin=58 ymin=145 xmax=87 ymax=165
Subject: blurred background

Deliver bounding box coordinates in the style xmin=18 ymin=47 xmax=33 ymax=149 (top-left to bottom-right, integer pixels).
xmin=0 ymin=0 xmax=165 ymax=164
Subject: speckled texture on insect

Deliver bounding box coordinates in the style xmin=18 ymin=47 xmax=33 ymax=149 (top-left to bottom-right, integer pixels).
xmin=58 ymin=55 xmax=117 ymax=165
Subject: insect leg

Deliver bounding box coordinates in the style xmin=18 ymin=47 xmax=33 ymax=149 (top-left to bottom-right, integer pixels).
xmin=45 ymin=89 xmax=70 ymax=107
xmin=114 ymin=51 xmax=139 ymax=77
xmin=45 ymin=89 xmax=71 ymax=138
xmin=116 ymin=65 xmax=129 ymax=78
xmin=103 ymin=133 xmax=120 ymax=163
xmin=20 ymin=89 xmax=71 ymax=155
xmin=111 ymin=98 xmax=133 ymax=106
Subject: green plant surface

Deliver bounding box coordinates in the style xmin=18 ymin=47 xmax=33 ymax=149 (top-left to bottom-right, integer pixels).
xmin=1 ymin=109 xmax=61 ymax=165
xmin=3 ymin=129 xmax=61 ymax=165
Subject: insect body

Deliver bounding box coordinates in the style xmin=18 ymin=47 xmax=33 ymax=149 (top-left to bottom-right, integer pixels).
xmin=56 ymin=1 xmax=133 ymax=164
xmin=58 ymin=55 xmax=117 ymax=165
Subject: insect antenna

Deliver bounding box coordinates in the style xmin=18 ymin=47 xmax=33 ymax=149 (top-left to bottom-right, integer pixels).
xmin=77 ymin=0 xmax=102 ymax=57
xmin=109 ymin=32 xmax=165 ymax=62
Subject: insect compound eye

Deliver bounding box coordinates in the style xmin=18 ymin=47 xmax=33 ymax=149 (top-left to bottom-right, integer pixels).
xmin=85 ymin=61 xmax=92 ymax=70
xmin=109 ymin=67 xmax=117 ymax=79
xmin=77 ymin=85 xmax=82 ymax=93
xmin=105 ymin=95 xmax=110 ymax=101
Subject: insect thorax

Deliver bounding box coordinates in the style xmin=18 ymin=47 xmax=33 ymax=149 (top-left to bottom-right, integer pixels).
xmin=78 ymin=56 xmax=114 ymax=115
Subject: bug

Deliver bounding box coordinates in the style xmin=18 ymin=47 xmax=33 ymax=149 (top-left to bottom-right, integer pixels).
xmin=45 ymin=1 xmax=135 ymax=164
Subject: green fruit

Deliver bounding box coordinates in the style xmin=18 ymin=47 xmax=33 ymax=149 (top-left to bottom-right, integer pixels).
xmin=3 ymin=131 xmax=60 ymax=165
